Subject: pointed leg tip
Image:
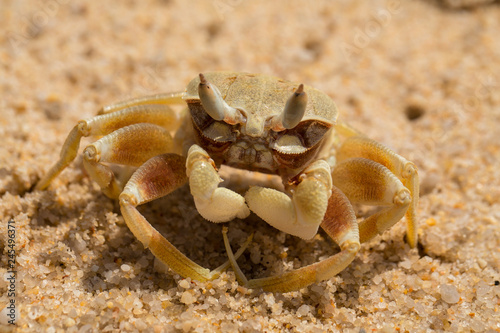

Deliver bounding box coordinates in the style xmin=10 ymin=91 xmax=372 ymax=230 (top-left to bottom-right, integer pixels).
xmin=404 ymin=233 xmax=418 ymax=248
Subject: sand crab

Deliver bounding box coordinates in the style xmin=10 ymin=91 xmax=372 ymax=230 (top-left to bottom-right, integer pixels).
xmin=36 ymin=72 xmax=419 ymax=292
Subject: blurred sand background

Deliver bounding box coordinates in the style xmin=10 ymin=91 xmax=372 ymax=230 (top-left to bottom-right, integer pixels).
xmin=1 ymin=0 xmax=499 ymax=332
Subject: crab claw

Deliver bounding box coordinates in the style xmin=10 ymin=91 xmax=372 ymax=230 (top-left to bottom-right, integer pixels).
xmin=271 ymin=84 xmax=308 ymax=131
xmin=198 ymin=73 xmax=244 ymax=125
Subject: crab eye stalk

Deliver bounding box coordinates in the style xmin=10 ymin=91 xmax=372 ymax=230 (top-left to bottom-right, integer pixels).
xmin=283 ymin=84 xmax=307 ymax=129
xmin=198 ymin=73 xmax=244 ymax=125
xmin=271 ymin=84 xmax=308 ymax=131
xmin=198 ymin=73 xmax=225 ymax=121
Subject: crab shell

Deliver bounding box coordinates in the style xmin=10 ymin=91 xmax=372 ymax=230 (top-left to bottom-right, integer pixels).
xmin=183 ymin=72 xmax=338 ymax=176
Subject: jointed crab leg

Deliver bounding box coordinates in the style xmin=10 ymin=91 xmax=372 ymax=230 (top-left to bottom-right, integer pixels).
xmin=224 ymin=185 xmax=360 ymax=293
xmin=119 ymin=153 xmax=251 ymax=281
xmin=35 ymin=123 xmax=85 ymax=191
xmin=336 ymin=136 xmax=419 ymax=247
xmin=119 ymin=154 xmax=213 ymax=281
xmin=98 ymin=92 xmax=185 ymax=115
xmin=332 ymin=157 xmax=412 ymax=245
xmin=35 ymin=101 xmax=180 ymax=191
xmin=83 ymin=123 xmax=174 ymax=198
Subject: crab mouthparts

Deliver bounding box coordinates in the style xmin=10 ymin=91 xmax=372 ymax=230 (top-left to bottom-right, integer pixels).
xmin=227 ymin=140 xmax=274 ymax=172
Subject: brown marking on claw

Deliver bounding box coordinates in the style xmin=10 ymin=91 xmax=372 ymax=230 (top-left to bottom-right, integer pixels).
xmin=321 ymin=185 xmax=358 ymax=245
xmin=127 ymin=153 xmax=187 ymax=204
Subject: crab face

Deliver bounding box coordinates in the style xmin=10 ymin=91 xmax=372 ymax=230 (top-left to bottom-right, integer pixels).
xmin=183 ymin=72 xmax=338 ymax=175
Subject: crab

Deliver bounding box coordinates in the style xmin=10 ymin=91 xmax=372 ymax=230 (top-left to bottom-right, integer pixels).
xmin=36 ymin=72 xmax=419 ymax=293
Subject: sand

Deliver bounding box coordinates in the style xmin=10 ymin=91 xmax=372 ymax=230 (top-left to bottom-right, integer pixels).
xmin=1 ymin=0 xmax=499 ymax=332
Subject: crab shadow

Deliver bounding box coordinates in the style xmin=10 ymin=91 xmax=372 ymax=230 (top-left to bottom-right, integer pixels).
xmin=78 ymin=183 xmax=243 ymax=294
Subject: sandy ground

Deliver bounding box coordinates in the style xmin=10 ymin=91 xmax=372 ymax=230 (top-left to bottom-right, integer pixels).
xmin=1 ymin=0 xmax=500 ymax=332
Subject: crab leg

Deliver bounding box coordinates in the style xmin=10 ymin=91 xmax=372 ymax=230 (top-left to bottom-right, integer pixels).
xmin=335 ymin=120 xmax=363 ymax=138
xmin=186 ymin=145 xmax=250 ymax=222
xmin=332 ymin=157 xmax=412 ymax=245
xmin=119 ymin=153 xmax=210 ymax=280
xmin=224 ymin=185 xmax=360 ymax=292
xmin=35 ymin=103 xmax=180 ymax=191
xmin=82 ymin=123 xmax=174 ymax=198
xmin=98 ymin=92 xmax=185 ymax=114
xmin=244 ymin=160 xmax=332 ymax=239
xmin=119 ymin=153 xmax=250 ymax=281
xmin=336 ymin=136 xmax=419 ymax=247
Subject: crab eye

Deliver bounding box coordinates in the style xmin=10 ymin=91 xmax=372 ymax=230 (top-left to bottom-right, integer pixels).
xmin=282 ymin=84 xmax=307 ymax=129
xmin=272 ymin=119 xmax=332 ymax=160
xmin=198 ymin=73 xmax=245 ymax=125
xmin=188 ymin=98 xmax=237 ymax=145
xmin=198 ymin=73 xmax=226 ymax=121
xmin=270 ymin=84 xmax=308 ymax=131
xmin=203 ymin=121 xmax=235 ymax=142
xmin=273 ymin=134 xmax=307 ymax=154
